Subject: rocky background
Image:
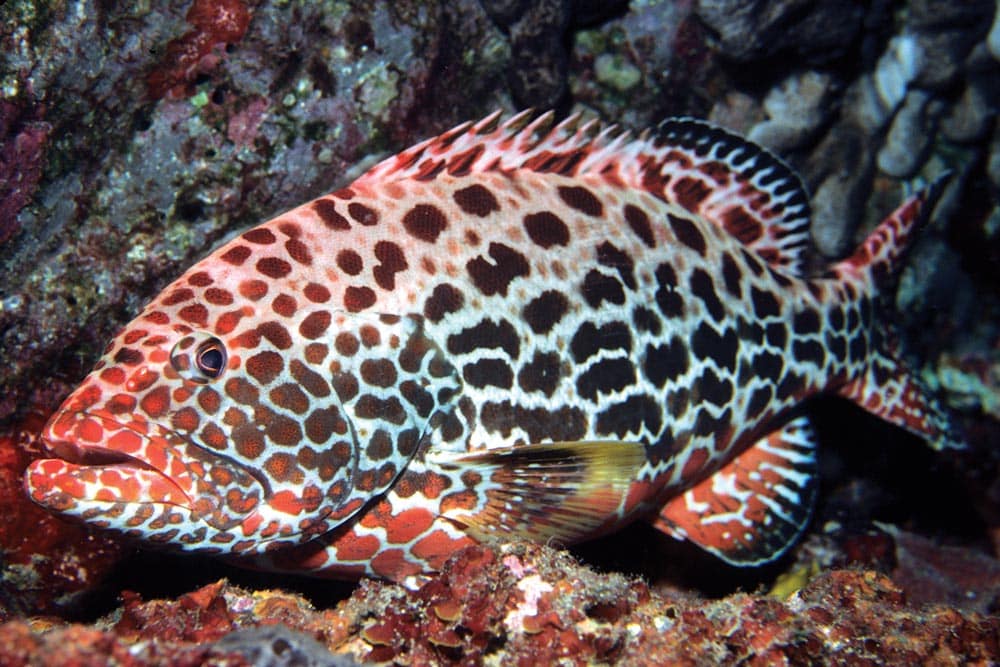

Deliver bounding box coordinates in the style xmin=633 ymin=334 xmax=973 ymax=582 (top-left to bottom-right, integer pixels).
xmin=0 ymin=0 xmax=998 ymax=663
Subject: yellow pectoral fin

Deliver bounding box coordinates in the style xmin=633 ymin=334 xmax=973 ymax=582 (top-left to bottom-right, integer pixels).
xmin=427 ymin=440 xmax=648 ymax=546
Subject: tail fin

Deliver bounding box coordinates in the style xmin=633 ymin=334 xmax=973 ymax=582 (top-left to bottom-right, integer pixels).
xmin=832 ymin=175 xmax=950 ymax=291
xmin=831 ymin=175 xmax=965 ymax=451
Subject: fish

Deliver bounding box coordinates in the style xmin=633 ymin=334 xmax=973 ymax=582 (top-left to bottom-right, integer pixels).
xmin=24 ymin=110 xmax=963 ymax=581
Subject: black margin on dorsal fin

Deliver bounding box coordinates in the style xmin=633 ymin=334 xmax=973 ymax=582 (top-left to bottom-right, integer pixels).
xmin=654 ymin=117 xmax=814 ymax=276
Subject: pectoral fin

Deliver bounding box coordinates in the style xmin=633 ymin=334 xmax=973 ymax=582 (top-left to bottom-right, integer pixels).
xmin=428 ymin=440 xmax=648 ymax=546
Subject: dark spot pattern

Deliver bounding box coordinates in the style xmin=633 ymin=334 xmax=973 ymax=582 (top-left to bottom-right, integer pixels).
xmin=523 ymin=212 xmax=570 ymax=248
xmin=466 ymin=243 xmax=529 ymax=297
xmin=765 ymin=322 xmax=787 ymax=349
xmin=243 ymin=229 xmax=275 ymax=244
xmin=402 ymin=203 xmax=448 ymax=242
xmin=522 ymin=290 xmax=568 ymax=335
xmin=480 ymin=402 xmax=586 ymax=444
xmin=447 ymin=318 xmax=519 ymax=359
xmin=257 ymin=257 xmax=292 ymax=279
xmin=313 ymin=199 xmax=351 ymax=230
xmin=463 ymin=358 xmax=514 ymax=389
xmin=581 ymin=270 xmax=625 ymax=308
xmin=689 ymin=268 xmax=725 ymax=321
xmin=751 ymin=287 xmax=781 ymax=319
xmin=691 ymin=323 xmax=738 ymax=371
xmin=344 ymin=286 xmax=377 ymax=312
xmin=336 ymin=250 xmax=363 ymax=276
xmin=631 ymin=307 xmax=660 ymax=336
xmin=373 ymin=241 xmax=408 ymax=291
xmin=667 ymin=213 xmax=706 ymax=255
xmin=624 ymin=204 xmax=655 ymax=247
xmin=746 ymin=386 xmax=773 ymax=418
xmin=654 ymin=263 xmax=684 ymax=318
xmin=721 ymin=253 xmax=742 ymax=298
xmin=300 ymin=311 xmax=331 ymax=340
xmin=221 ymin=245 xmax=252 ymax=266
xmin=792 ymin=308 xmax=822 ymax=335
xmin=751 ymin=351 xmax=784 ymax=382
xmin=642 ymin=337 xmax=689 ymax=387
xmin=348 ymin=202 xmax=379 ymax=226
xmin=557 ymin=185 xmax=602 ymax=216
xmin=792 ymin=340 xmax=826 ymax=366
xmin=517 ymin=351 xmax=562 ymax=397
xmin=694 ymin=368 xmax=733 ymax=406
xmin=453 ymin=184 xmax=500 ymax=217
xmin=570 ymin=321 xmax=631 ymax=364
xmin=360 ymin=358 xmax=398 ymax=388
xmin=596 ymin=242 xmax=636 ymax=290
xmin=424 ymin=283 xmax=464 ymax=322
xmin=285 ymin=239 xmax=312 ymax=266
xmin=576 ymin=358 xmax=635 ymax=401
xmin=595 ymin=394 xmax=662 ymax=438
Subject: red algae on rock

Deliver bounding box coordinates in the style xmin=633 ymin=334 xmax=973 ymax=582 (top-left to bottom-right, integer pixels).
xmin=0 ymin=99 xmax=50 ymax=243
xmin=146 ymin=0 xmax=253 ymax=100
xmin=0 ymin=543 xmax=996 ymax=665
xmin=0 ymin=414 xmax=125 ymax=618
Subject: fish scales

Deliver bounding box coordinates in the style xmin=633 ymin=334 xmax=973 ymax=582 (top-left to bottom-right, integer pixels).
xmin=25 ymin=111 xmax=963 ymax=581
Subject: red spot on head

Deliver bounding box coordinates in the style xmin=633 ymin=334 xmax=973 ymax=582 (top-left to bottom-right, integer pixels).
xmin=313 ymin=199 xmax=351 ymax=230
xmin=239 ymin=279 xmax=269 ymax=301
xmin=278 ymin=222 xmax=301 ymax=237
xmin=163 ymin=288 xmax=195 ymax=306
xmin=205 ymin=288 xmax=234 ymax=306
xmin=140 ymin=385 xmax=171 ymax=418
xmin=304 ymin=283 xmax=330 ymax=303
xmin=188 ymin=271 xmax=214 ymax=286
xmin=285 ymin=238 xmax=313 ymax=265
xmin=256 ymin=257 xmax=292 ymax=279
xmin=243 ymin=228 xmax=276 ymax=244
xmin=215 ymin=309 xmax=245 ymax=334
xmin=272 ymin=293 xmax=297 ymax=318
xmin=299 ymin=310 xmax=331 ymax=340
xmin=123 ymin=329 xmax=149 ymax=345
xmin=221 ymin=245 xmax=252 ymax=266
xmin=178 ymin=303 xmax=209 ymax=326
xmin=343 ymin=286 xmax=376 ymax=312
xmin=100 ymin=367 xmax=127 ymax=385
xmin=144 ymin=311 xmax=171 ymax=325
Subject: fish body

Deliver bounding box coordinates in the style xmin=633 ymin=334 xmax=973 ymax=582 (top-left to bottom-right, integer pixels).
xmin=25 ymin=111 xmax=962 ymax=580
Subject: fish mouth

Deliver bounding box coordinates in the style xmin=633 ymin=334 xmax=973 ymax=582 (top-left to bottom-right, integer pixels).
xmin=25 ymin=409 xmax=195 ymax=512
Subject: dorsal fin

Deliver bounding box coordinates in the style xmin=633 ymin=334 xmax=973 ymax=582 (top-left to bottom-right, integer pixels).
xmin=653 ymin=118 xmax=812 ymax=276
xmin=357 ymin=111 xmax=814 ymax=276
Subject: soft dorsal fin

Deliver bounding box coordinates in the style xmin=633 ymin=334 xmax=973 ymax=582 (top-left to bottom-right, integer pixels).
xmin=653 ymin=118 xmax=812 ymax=276
xmin=427 ymin=440 xmax=648 ymax=546
xmin=653 ymin=416 xmax=818 ymax=566
xmin=357 ymin=111 xmax=813 ymax=275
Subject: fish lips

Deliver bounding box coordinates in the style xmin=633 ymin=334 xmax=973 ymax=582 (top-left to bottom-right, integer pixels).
xmin=25 ymin=408 xmax=264 ymax=534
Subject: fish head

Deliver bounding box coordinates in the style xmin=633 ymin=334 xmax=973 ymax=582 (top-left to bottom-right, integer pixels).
xmin=25 ymin=231 xmax=460 ymax=554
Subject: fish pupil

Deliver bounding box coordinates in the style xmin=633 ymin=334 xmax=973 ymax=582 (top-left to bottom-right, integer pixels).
xmin=196 ymin=342 xmax=225 ymax=377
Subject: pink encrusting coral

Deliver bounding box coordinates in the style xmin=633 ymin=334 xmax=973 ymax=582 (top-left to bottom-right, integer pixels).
xmin=0 ymin=100 xmax=50 ymax=244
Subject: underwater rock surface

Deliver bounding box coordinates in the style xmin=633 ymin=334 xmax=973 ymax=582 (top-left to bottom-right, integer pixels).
xmin=0 ymin=543 xmax=998 ymax=665
xmin=0 ymin=0 xmax=998 ymax=662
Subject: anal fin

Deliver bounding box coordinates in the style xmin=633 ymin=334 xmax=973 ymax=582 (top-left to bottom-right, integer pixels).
xmin=428 ymin=441 xmax=648 ymax=546
xmin=653 ymin=416 xmax=818 ymax=566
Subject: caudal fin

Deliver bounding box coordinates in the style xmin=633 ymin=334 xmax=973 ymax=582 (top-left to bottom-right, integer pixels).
xmin=831 ymin=175 xmax=965 ymax=451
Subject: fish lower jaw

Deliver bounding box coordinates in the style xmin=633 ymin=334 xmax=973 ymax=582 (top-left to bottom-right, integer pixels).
xmin=24 ymin=456 xmax=193 ymax=510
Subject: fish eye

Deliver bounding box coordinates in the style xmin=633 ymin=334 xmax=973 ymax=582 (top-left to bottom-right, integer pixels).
xmin=170 ymin=334 xmax=227 ymax=383
xmin=196 ymin=340 xmax=226 ymax=378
